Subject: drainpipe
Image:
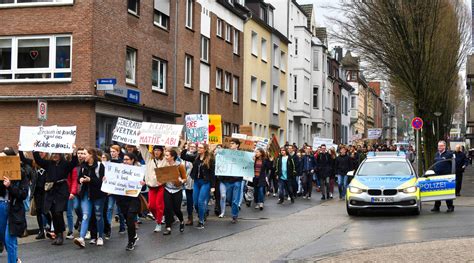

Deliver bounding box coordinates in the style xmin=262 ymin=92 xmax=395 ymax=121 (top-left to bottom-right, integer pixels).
xmin=173 ymin=0 xmax=179 ymax=115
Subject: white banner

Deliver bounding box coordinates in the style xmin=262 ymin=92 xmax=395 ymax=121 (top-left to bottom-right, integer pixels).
xmin=368 ymin=128 xmax=383 ymax=139
xmin=101 ymin=162 xmax=145 ymax=197
xmin=231 ymin=133 xmax=247 ymax=140
xmin=19 ymin=126 xmax=76 ymax=153
xmin=139 ymin=122 xmax=183 ymax=147
xmin=112 ymin=117 xmax=142 ymax=146
xmin=312 ymin=137 xmax=334 ymax=149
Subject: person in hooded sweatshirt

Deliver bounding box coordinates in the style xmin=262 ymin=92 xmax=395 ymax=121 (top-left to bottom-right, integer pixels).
xmin=335 ymin=146 xmax=353 ymax=200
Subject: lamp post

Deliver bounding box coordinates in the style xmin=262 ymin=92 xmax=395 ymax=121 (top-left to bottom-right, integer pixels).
xmin=434 ymin=111 xmax=442 ymax=139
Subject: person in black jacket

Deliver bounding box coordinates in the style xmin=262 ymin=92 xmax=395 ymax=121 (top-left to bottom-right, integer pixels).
xmin=454 ymin=144 xmax=469 ymax=196
xmin=0 ymin=148 xmax=29 ymax=263
xmin=301 ymin=146 xmax=316 ymax=199
xmin=73 ymin=148 xmax=106 ymax=248
xmin=180 ymin=143 xmax=215 ymax=229
xmin=335 ymin=146 xmax=352 ymax=200
xmin=33 ymin=146 xmax=78 ymax=245
xmin=431 ymin=141 xmax=455 ymax=213
xmin=275 ymin=147 xmax=296 ymax=204
xmin=253 ymin=148 xmax=271 ymax=210
xmin=287 ymin=145 xmax=300 ymax=199
xmin=316 ymin=144 xmax=333 ymax=200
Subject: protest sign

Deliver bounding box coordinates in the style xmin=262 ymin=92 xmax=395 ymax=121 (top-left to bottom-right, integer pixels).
xmin=368 ymin=128 xmax=383 ymax=139
xmin=0 ymin=156 xmax=21 ymax=180
xmin=185 ymin=114 xmax=209 ymax=144
xmin=19 ymin=126 xmax=76 ymax=153
xmin=139 ymin=122 xmax=183 ymax=147
xmin=19 ymin=126 xmax=44 ymax=151
xmin=112 ymin=117 xmax=142 ymax=146
xmin=239 ymin=125 xmax=253 ymax=136
xmin=312 ymin=137 xmax=334 ymax=149
xmin=101 ymin=162 xmax=145 ymax=197
xmin=215 ymin=149 xmax=255 ymax=180
xmin=223 ymin=137 xmax=255 ymax=152
xmin=268 ymin=135 xmax=280 ymax=158
xmin=231 ymin=133 xmax=247 ymax=140
xmin=208 ymin=115 xmax=222 ymax=144
xmin=255 ymin=138 xmax=270 ymax=149
xmin=155 ymin=166 xmax=180 ymax=183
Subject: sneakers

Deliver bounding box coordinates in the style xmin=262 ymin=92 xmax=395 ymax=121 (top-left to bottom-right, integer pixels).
xmin=287 ymin=196 xmax=291 ymax=201
xmin=255 ymin=204 xmax=260 ymax=209
xmin=431 ymin=207 xmax=440 ymax=212
xmin=290 ymin=198 xmax=295 ymax=204
xmin=96 ymin=237 xmax=104 ymax=246
xmin=231 ymin=217 xmax=238 ymax=224
xmin=119 ymin=228 xmax=126 ymax=235
xmin=321 ymin=196 xmax=326 ymax=200
xmin=195 ymin=222 xmax=204 ymax=229
xmin=272 ymin=193 xmax=277 ymax=197
xmin=277 ymin=199 xmax=284 ymax=204
xmin=66 ymin=231 xmax=74 ymax=240
xmin=85 ymin=231 xmax=91 ymax=240
xmin=302 ymin=195 xmax=307 ymax=199
xmin=447 ymin=207 xmax=455 ymax=213
xmin=35 ymin=231 xmax=46 ymax=240
xmin=259 ymin=203 xmax=264 ymax=211
xmin=154 ymin=224 xmax=162 ymax=233
xmin=307 ymin=196 xmax=311 ymax=200
xmin=89 ymin=239 xmax=96 ymax=245
xmin=218 ymin=213 xmax=224 ymax=218
xmin=73 ymin=237 xmax=86 ymax=248
xmin=180 ymin=222 xmax=185 ymax=232
xmin=146 ymin=212 xmax=156 ymax=221
xmin=105 ymin=231 xmax=111 ymax=240
xmin=163 ymin=228 xmax=171 ymax=235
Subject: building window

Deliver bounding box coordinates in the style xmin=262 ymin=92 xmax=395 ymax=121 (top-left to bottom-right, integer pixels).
xmin=294 ymin=38 xmax=298 ymax=56
xmin=233 ymin=29 xmax=239 ymax=55
xmin=233 ymin=76 xmax=239 ymax=103
xmin=351 ymin=96 xmax=356 ymax=109
xmin=216 ymin=19 xmax=223 ymax=37
xmin=0 ymin=0 xmax=73 ymax=7
xmin=280 ymin=51 xmax=286 ymax=72
xmin=154 ymin=10 xmax=169 ymax=29
xmin=200 ymin=36 xmax=209 ymax=63
xmin=351 ymin=71 xmax=357 ymax=80
xmin=345 ymin=96 xmax=348 ymax=115
xmin=224 ymin=72 xmax=231 ymax=92
xmin=293 ymin=75 xmax=297 ymax=101
xmin=273 ymin=86 xmax=279 ymax=114
xmin=126 ymin=47 xmax=137 ymax=84
xmin=313 ymin=50 xmax=319 ymax=71
xmin=128 ymin=0 xmax=139 ymax=16
xmin=152 ymin=58 xmax=167 ymax=92
xmin=223 ymin=122 xmax=231 ymax=136
xmin=336 ymin=94 xmax=340 ymax=111
xmin=185 ymin=0 xmax=193 ymax=29
xmin=261 ymin=38 xmax=267 ymax=62
xmin=273 ymin=44 xmax=280 ymax=68
xmin=200 ymin=92 xmax=209 ymax=114
xmin=251 ymin=76 xmax=257 ymax=102
xmin=313 ymin=86 xmax=319 ymax=109
xmin=280 ymin=90 xmax=285 ymax=112
xmin=261 ymin=81 xmax=267 ymax=105
xmin=225 ymin=25 xmax=232 ymax=42
xmin=268 ymin=9 xmax=274 ymax=27
xmin=251 ymin=32 xmax=258 ymax=56
xmin=0 ymin=35 xmax=72 ymax=82
xmin=216 ymin=68 xmax=222 ymax=90
xmin=184 ymin=55 xmax=192 ymax=88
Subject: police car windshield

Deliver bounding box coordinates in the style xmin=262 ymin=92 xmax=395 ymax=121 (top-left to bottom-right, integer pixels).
xmin=358 ymin=161 xmax=412 ymax=176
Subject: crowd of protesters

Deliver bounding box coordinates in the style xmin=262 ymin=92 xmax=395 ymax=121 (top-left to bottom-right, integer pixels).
xmin=0 ymin=138 xmax=469 ymax=262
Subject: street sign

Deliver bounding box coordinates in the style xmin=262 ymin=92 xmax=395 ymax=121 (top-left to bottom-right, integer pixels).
xmin=127 ymin=89 xmax=140 ymax=104
xmin=411 ymin=117 xmax=423 ymax=130
xmin=97 ymin=78 xmax=116 ymax=91
xmin=37 ymin=100 xmax=47 ymax=122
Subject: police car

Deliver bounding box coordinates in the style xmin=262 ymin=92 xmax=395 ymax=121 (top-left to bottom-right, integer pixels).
xmin=346 ymin=152 xmax=456 ymax=216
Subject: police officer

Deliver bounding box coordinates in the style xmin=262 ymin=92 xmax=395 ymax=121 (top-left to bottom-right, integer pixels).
xmin=431 ymin=140 xmax=455 ymax=213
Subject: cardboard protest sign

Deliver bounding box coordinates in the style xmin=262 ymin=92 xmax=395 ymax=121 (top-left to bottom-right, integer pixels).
xmin=268 ymin=135 xmax=280 ymax=158
xmin=155 ymin=166 xmax=180 ymax=184
xmin=208 ymin=115 xmax=222 ymax=144
xmin=112 ymin=117 xmax=142 ymax=146
xmin=222 ymin=137 xmax=255 ymax=152
xmin=185 ymin=114 xmax=209 ymax=144
xmin=19 ymin=126 xmax=76 ymax=153
xmin=239 ymin=125 xmax=253 ymax=136
xmin=0 ymin=156 xmax=21 ymax=181
xmin=139 ymin=122 xmax=183 ymax=147
xmin=101 ymin=162 xmax=145 ymax=197
xmin=215 ymin=149 xmax=255 ymax=181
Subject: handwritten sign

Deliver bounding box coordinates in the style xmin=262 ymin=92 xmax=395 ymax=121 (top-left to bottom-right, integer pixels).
xmin=185 ymin=114 xmax=209 ymax=144
xmin=19 ymin=126 xmax=76 ymax=153
xmin=139 ymin=122 xmax=183 ymax=147
xmin=312 ymin=137 xmax=334 ymax=149
xmin=101 ymin=162 xmax=145 ymax=197
xmin=222 ymin=137 xmax=255 ymax=152
xmin=367 ymin=128 xmax=382 ymax=139
xmin=0 ymin=156 xmax=21 ymax=180
xmin=208 ymin=115 xmax=222 ymax=145
xmin=215 ymin=149 xmax=255 ymax=181
xmin=155 ymin=166 xmax=180 ymax=183
xmin=239 ymin=125 xmax=253 ymax=136
xmin=112 ymin=117 xmax=142 ymax=146
xmin=231 ymin=133 xmax=247 ymax=140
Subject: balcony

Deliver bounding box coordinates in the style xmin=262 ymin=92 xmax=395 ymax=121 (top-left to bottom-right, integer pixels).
xmin=350 ymin=108 xmax=358 ymax=123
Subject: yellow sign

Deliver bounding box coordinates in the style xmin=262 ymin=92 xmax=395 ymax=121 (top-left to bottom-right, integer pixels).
xmin=208 ymin=115 xmax=222 ymax=145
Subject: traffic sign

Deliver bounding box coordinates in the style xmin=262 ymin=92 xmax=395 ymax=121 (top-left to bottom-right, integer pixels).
xmin=411 ymin=117 xmax=423 ymax=130
xmin=37 ymin=100 xmax=47 ymax=122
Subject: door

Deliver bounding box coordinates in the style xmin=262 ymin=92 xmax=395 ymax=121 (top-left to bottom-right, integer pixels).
xmin=418 ymin=159 xmax=456 ymax=202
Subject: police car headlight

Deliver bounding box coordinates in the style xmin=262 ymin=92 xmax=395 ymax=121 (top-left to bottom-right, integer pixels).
xmin=402 ymin=186 xmax=417 ymax=193
xmin=349 ymin=186 xmax=364 ymax=194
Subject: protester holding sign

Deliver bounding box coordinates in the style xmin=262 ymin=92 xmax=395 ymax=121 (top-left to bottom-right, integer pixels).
xmin=162 ymin=149 xmax=187 ymax=235
xmin=253 ymin=148 xmax=271 ymax=210
xmin=275 ymin=147 xmax=296 ymax=204
xmin=73 ymin=148 xmax=106 ymax=248
xmin=182 ymin=143 xmax=196 ymax=226
xmin=180 ymin=144 xmax=215 ymax=230
xmin=106 ymin=145 xmax=125 ymax=236
xmin=139 ymin=145 xmax=166 ymax=233
xmin=33 ymin=146 xmax=78 ymax=246
xmin=0 ymin=148 xmax=29 ymax=263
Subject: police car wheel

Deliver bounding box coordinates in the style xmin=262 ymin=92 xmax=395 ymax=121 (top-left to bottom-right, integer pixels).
xmin=346 ymin=202 xmax=358 ymax=216
xmin=410 ymin=202 xmax=421 ymax=215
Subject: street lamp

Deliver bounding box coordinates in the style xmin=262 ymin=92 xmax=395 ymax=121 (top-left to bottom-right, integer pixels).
xmin=434 ymin=111 xmax=442 ymax=138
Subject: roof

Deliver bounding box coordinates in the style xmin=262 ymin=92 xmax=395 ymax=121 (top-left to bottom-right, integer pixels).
xmin=299 ymin=4 xmax=313 ymax=29
xmin=341 ymin=50 xmax=360 ymax=69
xmin=315 ymin=27 xmax=327 ymax=46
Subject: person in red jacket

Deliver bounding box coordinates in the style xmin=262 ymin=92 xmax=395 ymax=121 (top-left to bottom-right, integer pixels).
xmin=66 ymin=148 xmax=85 ymax=239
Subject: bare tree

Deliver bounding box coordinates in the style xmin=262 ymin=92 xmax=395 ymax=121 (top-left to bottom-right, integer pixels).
xmin=330 ymin=0 xmax=470 ymax=171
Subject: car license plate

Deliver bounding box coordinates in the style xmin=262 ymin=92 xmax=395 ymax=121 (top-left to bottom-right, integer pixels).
xmin=371 ymin=197 xmax=394 ymax=203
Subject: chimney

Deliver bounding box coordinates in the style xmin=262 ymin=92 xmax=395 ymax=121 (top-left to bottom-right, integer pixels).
xmin=333 ymin=46 xmax=343 ymax=62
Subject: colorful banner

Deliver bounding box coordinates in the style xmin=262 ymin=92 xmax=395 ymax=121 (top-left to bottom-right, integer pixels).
xmin=101 ymin=162 xmax=145 ymax=197
xmin=19 ymin=125 xmax=76 ymax=153
xmin=185 ymin=114 xmax=209 ymax=144
xmin=215 ymin=149 xmax=255 ymax=181
xmin=112 ymin=117 xmax=142 ymax=146
xmin=208 ymin=115 xmax=222 ymax=144
xmin=139 ymin=122 xmax=183 ymax=147
xmin=268 ymin=135 xmax=280 ymax=158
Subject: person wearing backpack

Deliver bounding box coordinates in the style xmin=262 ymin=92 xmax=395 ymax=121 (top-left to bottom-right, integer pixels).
xmin=73 ymin=148 xmax=106 ymax=248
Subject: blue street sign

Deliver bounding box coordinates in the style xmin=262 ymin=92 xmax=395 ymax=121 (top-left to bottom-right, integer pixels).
xmin=97 ymin=78 xmax=117 ymax=85
xmin=127 ymin=89 xmax=140 ymax=104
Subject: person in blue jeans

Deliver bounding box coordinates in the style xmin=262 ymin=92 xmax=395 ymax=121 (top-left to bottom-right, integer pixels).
xmin=275 ymin=147 xmax=296 ymax=204
xmin=73 ymin=148 xmax=106 ymax=248
xmin=180 ymin=143 xmax=215 ymax=229
xmin=253 ymin=148 xmax=271 ymax=210
xmin=335 ymin=146 xmax=352 ymax=200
